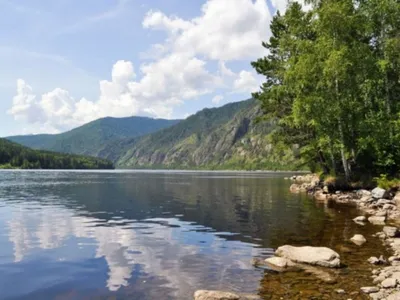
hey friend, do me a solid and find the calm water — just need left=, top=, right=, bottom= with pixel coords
left=0, top=170, right=388, bottom=299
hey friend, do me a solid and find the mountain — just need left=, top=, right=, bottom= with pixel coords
left=0, top=138, right=113, bottom=169
left=6, top=116, right=180, bottom=157
left=104, top=99, right=301, bottom=170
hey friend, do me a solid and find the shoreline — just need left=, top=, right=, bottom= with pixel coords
left=288, top=174, right=400, bottom=299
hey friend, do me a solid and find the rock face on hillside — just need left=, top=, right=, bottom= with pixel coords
left=114, top=99, right=300, bottom=170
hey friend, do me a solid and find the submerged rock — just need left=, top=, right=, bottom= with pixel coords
left=275, top=245, right=340, bottom=268
left=350, top=234, right=367, bottom=246
left=353, top=216, right=367, bottom=222
left=264, top=257, right=293, bottom=270
left=361, top=286, right=380, bottom=294
left=194, top=290, right=260, bottom=300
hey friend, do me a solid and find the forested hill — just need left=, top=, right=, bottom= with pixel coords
left=6, top=116, right=180, bottom=157
left=0, top=139, right=114, bottom=169
left=104, top=99, right=301, bottom=170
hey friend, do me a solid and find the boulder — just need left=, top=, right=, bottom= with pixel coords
left=372, top=187, right=388, bottom=199
left=350, top=234, right=367, bottom=246
left=381, top=278, right=397, bottom=288
left=194, top=290, right=261, bottom=300
left=384, top=226, right=399, bottom=238
left=369, top=216, right=386, bottom=225
left=275, top=245, right=340, bottom=268
left=360, top=287, right=380, bottom=294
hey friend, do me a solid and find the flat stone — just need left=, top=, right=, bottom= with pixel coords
left=381, top=278, right=397, bottom=288
left=353, top=216, right=367, bottom=222
left=350, top=234, right=367, bottom=246
left=264, top=257, right=292, bottom=270
left=369, top=216, right=386, bottom=225
left=384, top=226, right=399, bottom=238
left=361, top=286, right=380, bottom=294
left=194, top=290, right=261, bottom=300
left=275, top=245, right=340, bottom=268
left=372, top=187, right=388, bottom=199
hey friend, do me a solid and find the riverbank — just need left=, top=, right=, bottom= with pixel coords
left=289, top=174, right=400, bottom=299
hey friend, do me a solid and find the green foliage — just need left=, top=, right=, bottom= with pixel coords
left=0, top=138, right=114, bottom=169
left=7, top=116, right=180, bottom=157
left=375, top=174, right=400, bottom=190
left=252, top=0, right=400, bottom=180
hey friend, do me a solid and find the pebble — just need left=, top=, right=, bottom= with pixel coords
left=361, top=286, right=380, bottom=294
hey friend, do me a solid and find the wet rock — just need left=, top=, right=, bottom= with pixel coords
left=384, top=226, right=399, bottom=238
left=194, top=290, right=261, bottom=300
left=275, top=245, right=340, bottom=268
left=369, top=216, right=386, bottom=225
left=353, top=216, right=367, bottom=222
left=377, top=199, right=395, bottom=206
left=350, top=234, right=367, bottom=246
left=381, top=278, right=397, bottom=288
left=375, top=211, right=388, bottom=217
left=335, top=289, right=345, bottom=294
left=372, top=187, right=388, bottom=199
left=264, top=257, right=293, bottom=271
left=361, top=286, right=380, bottom=294
left=383, top=204, right=397, bottom=211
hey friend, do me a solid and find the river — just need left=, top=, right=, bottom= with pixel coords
left=0, top=170, right=387, bottom=299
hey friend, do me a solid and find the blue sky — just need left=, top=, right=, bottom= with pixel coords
left=0, top=0, right=287, bottom=136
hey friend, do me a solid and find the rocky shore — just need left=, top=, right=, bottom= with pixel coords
left=289, top=174, right=400, bottom=299
left=193, top=174, right=400, bottom=299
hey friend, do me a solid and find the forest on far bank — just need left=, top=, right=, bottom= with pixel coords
left=0, top=138, right=114, bottom=170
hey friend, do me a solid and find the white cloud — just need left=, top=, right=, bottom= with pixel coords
left=8, top=0, right=292, bottom=134
left=233, top=70, right=260, bottom=94
left=212, top=95, right=224, bottom=104
left=143, top=0, right=271, bottom=61
left=8, top=57, right=222, bottom=133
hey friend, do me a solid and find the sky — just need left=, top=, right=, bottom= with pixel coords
left=0, top=0, right=291, bottom=136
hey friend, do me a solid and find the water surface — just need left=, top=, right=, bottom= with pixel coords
left=0, top=170, right=387, bottom=299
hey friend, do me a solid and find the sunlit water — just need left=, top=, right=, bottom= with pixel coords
left=0, top=170, right=388, bottom=299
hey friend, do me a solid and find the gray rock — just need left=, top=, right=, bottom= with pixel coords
left=358, top=189, right=372, bottom=197
left=372, top=187, right=388, bottom=199
left=275, top=245, right=340, bottom=268
left=384, top=226, right=399, bottom=238
left=350, top=234, right=367, bottom=246
left=381, top=278, right=397, bottom=288
left=361, top=286, right=380, bottom=294
left=369, top=216, right=386, bottom=225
